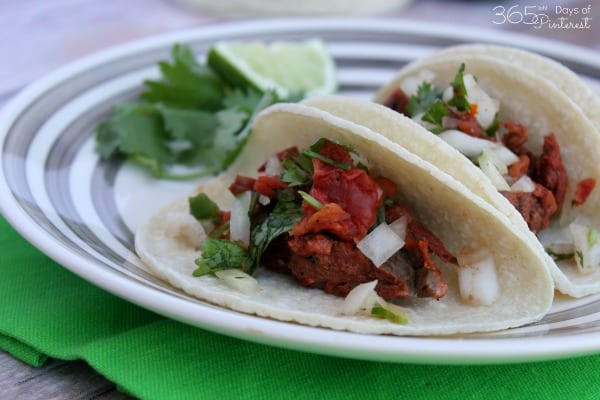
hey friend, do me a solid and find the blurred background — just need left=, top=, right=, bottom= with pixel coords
left=1, top=0, right=598, bottom=108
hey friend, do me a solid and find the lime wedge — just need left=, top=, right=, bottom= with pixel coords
left=207, top=39, right=336, bottom=99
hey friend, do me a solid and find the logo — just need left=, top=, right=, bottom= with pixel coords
left=492, top=4, right=592, bottom=30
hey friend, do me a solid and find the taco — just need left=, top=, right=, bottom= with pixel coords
left=135, top=102, right=553, bottom=336
left=345, top=51, right=600, bottom=297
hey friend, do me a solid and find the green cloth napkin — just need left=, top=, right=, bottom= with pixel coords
left=1, top=215, right=599, bottom=400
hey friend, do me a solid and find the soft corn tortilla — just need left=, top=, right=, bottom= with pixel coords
left=363, top=54, right=600, bottom=297
left=135, top=103, right=553, bottom=336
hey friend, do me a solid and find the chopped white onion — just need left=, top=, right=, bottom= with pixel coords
left=264, top=155, right=282, bottom=176
left=357, top=222, right=405, bottom=267
left=491, top=144, right=519, bottom=166
left=438, top=130, right=518, bottom=168
left=438, top=129, right=494, bottom=158
left=215, top=269, right=261, bottom=295
left=441, top=116, right=459, bottom=130
left=479, top=148, right=507, bottom=175
left=258, top=194, right=271, bottom=206
left=456, top=249, right=499, bottom=306
left=510, top=175, right=536, bottom=193
left=229, top=191, right=252, bottom=245
left=463, top=74, right=500, bottom=129
left=545, top=242, right=575, bottom=255
left=442, top=85, right=453, bottom=102
left=477, top=149, right=510, bottom=191
left=388, top=216, right=408, bottom=241
left=339, top=280, right=378, bottom=315
left=569, top=223, right=600, bottom=274
left=340, top=280, right=411, bottom=324
left=400, top=69, right=436, bottom=97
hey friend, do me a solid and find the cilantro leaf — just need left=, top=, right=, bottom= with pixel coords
left=421, top=100, right=450, bottom=133
left=141, top=44, right=225, bottom=111
left=194, top=108, right=248, bottom=173
left=216, top=90, right=279, bottom=172
left=95, top=103, right=171, bottom=165
left=193, top=238, right=252, bottom=276
left=485, top=113, right=500, bottom=137
left=298, top=190, right=323, bottom=210
left=406, top=82, right=444, bottom=117
left=280, top=155, right=313, bottom=187
left=223, top=88, right=265, bottom=114
left=447, top=63, right=471, bottom=112
left=189, top=193, right=220, bottom=222
left=371, top=303, right=408, bottom=324
left=159, top=106, right=218, bottom=143
left=248, top=189, right=304, bottom=274
left=546, top=248, right=574, bottom=261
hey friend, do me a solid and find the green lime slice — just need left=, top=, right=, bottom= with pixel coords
left=207, top=39, right=336, bottom=99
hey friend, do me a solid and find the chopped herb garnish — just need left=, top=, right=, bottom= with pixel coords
left=485, top=113, right=500, bottom=137
left=189, top=193, right=220, bottom=222
left=406, top=82, right=444, bottom=117
left=247, top=190, right=304, bottom=274
left=576, top=250, right=585, bottom=265
left=298, top=190, right=323, bottom=210
left=302, top=149, right=352, bottom=170
left=588, top=228, right=598, bottom=247
left=188, top=192, right=229, bottom=238
left=447, top=63, right=471, bottom=112
left=193, top=238, right=252, bottom=276
left=545, top=248, right=574, bottom=261
left=280, top=155, right=313, bottom=187
left=421, top=100, right=450, bottom=133
left=371, top=303, right=408, bottom=324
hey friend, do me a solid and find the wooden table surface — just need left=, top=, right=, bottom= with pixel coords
left=1, top=0, right=598, bottom=398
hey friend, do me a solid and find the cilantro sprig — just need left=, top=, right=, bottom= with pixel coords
left=447, top=63, right=471, bottom=112
left=405, top=82, right=447, bottom=133
left=95, top=44, right=287, bottom=179
left=193, top=189, right=303, bottom=277
left=403, top=63, right=473, bottom=134
left=406, top=82, right=443, bottom=117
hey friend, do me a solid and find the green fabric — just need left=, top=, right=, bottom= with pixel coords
left=1, top=215, right=599, bottom=400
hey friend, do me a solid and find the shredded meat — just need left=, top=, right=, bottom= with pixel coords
left=533, top=133, right=568, bottom=210
left=402, top=240, right=448, bottom=300
left=502, top=121, right=531, bottom=157
left=285, top=234, right=411, bottom=300
left=290, top=203, right=355, bottom=242
left=508, top=155, right=530, bottom=179
left=500, top=183, right=557, bottom=232
left=385, top=202, right=458, bottom=266
left=229, top=176, right=256, bottom=196
left=385, top=202, right=456, bottom=299
left=263, top=204, right=455, bottom=301
left=293, top=141, right=381, bottom=243
left=253, top=175, right=288, bottom=198
left=501, top=124, right=568, bottom=229
left=383, top=88, right=410, bottom=115
left=573, top=178, right=597, bottom=207
left=258, top=140, right=456, bottom=301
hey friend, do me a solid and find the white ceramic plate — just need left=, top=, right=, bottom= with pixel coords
left=2, top=18, right=600, bottom=364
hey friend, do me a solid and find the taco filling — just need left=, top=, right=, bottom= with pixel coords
left=191, top=138, right=465, bottom=310
left=382, top=64, right=598, bottom=273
